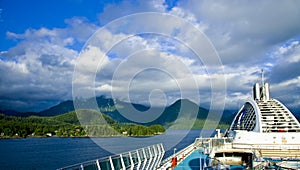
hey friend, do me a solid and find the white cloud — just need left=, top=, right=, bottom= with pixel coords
left=270, top=76, right=300, bottom=109
left=75, top=45, right=109, bottom=74
left=1, top=0, right=300, bottom=113
left=92, top=49, right=200, bottom=106
left=0, top=18, right=89, bottom=111
left=269, top=40, right=300, bottom=83
left=95, top=84, right=113, bottom=92
left=176, top=0, right=300, bottom=65
left=276, top=41, right=299, bottom=56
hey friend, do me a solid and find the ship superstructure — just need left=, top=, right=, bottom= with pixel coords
left=229, top=71, right=300, bottom=133
left=226, top=71, right=300, bottom=159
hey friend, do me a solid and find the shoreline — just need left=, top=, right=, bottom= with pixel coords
left=0, top=133, right=166, bottom=139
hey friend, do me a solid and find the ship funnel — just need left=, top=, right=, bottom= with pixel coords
left=265, top=82, right=270, bottom=100
left=253, top=83, right=260, bottom=101
left=253, top=70, right=271, bottom=101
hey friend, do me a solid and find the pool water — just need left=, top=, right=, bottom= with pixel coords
left=174, top=149, right=208, bottom=170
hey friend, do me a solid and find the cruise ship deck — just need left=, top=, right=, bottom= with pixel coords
left=159, top=135, right=300, bottom=170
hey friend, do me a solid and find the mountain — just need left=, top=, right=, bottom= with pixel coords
left=0, top=109, right=21, bottom=116
left=0, top=109, right=38, bottom=117
left=38, top=97, right=231, bottom=128
left=38, top=96, right=156, bottom=122
left=38, top=100, right=74, bottom=116
left=71, top=97, right=212, bottom=126
left=152, top=99, right=234, bottom=129
left=146, top=99, right=207, bottom=125
left=1, top=96, right=233, bottom=129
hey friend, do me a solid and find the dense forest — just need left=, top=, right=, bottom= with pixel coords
left=0, top=98, right=233, bottom=138
left=0, top=110, right=165, bottom=138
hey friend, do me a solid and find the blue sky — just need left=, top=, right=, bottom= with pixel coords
left=1, top=0, right=300, bottom=113
left=0, top=0, right=115, bottom=50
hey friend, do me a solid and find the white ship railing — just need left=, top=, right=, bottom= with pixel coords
left=58, top=143, right=164, bottom=170
left=157, top=140, right=196, bottom=169
left=233, top=143, right=300, bottom=150
left=193, top=136, right=300, bottom=155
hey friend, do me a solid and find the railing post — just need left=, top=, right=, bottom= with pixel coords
left=150, top=145, right=158, bottom=170
left=141, top=148, right=147, bottom=170
left=109, top=156, right=115, bottom=170
left=146, top=146, right=153, bottom=170
left=158, top=144, right=164, bottom=168
left=119, top=154, right=125, bottom=170
left=128, top=152, right=134, bottom=170
left=136, top=150, right=141, bottom=170
left=96, top=159, right=101, bottom=170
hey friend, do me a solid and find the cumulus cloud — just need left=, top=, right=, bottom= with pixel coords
left=165, top=0, right=300, bottom=111
left=177, top=0, right=300, bottom=65
left=74, top=41, right=201, bottom=107
left=270, top=40, right=300, bottom=83
left=266, top=40, right=300, bottom=111
left=1, top=0, right=300, bottom=113
left=0, top=17, right=97, bottom=111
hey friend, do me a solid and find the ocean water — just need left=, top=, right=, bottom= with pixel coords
left=0, top=130, right=214, bottom=170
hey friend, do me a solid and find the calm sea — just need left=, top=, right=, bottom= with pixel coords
left=0, top=129, right=215, bottom=170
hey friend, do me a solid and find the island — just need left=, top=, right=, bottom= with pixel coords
left=0, top=110, right=165, bottom=138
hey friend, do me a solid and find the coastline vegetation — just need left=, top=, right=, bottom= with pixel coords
left=0, top=110, right=165, bottom=138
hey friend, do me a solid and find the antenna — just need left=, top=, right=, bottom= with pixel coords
left=261, top=69, right=266, bottom=101
left=260, top=69, right=271, bottom=101
left=261, top=69, right=264, bottom=86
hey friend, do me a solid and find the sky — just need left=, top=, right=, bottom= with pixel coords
left=0, top=0, right=300, bottom=113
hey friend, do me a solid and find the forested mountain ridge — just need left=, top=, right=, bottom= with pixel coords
left=1, top=96, right=234, bottom=131
left=0, top=110, right=165, bottom=138
left=36, top=97, right=233, bottom=128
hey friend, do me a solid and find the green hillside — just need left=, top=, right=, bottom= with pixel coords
left=0, top=97, right=233, bottom=138
left=0, top=110, right=165, bottom=138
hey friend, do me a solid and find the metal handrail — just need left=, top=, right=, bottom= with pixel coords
left=58, top=143, right=164, bottom=170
